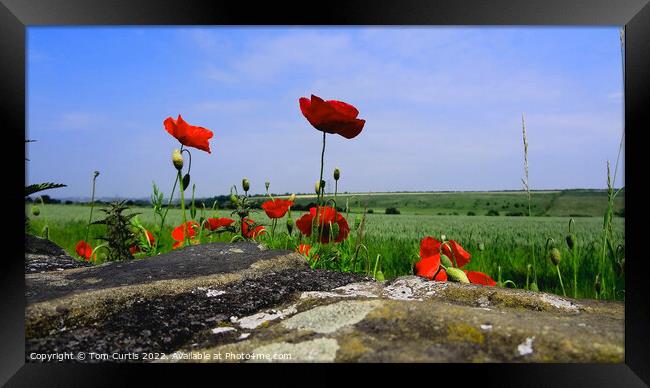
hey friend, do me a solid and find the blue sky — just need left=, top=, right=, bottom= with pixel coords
left=26, top=27, right=624, bottom=198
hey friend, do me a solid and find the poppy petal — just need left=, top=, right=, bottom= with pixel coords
left=414, top=253, right=441, bottom=280
left=296, top=212, right=314, bottom=237
left=465, top=271, right=497, bottom=286
left=328, top=100, right=359, bottom=118
left=442, top=240, right=472, bottom=268
left=420, top=236, right=442, bottom=259
left=434, top=268, right=448, bottom=281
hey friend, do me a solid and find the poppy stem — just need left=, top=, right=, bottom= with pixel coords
left=312, top=131, right=327, bottom=245
left=178, top=169, right=189, bottom=246
left=556, top=265, right=567, bottom=297
left=319, top=131, right=326, bottom=206
left=84, top=173, right=99, bottom=244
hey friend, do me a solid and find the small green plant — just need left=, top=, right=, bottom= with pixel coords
left=92, top=201, right=139, bottom=261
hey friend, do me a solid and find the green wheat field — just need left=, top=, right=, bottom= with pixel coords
left=26, top=189, right=624, bottom=301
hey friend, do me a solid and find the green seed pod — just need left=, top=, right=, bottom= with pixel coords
left=440, top=254, right=453, bottom=268
left=31, top=206, right=41, bottom=216
left=242, top=178, right=250, bottom=193
left=333, top=168, right=340, bottom=181
left=566, top=234, right=576, bottom=250
left=530, top=282, right=539, bottom=292
left=446, top=267, right=470, bottom=284
left=594, top=274, right=602, bottom=294
left=181, top=174, right=191, bottom=191
left=549, top=248, right=562, bottom=266
left=354, top=215, right=362, bottom=229
left=172, top=149, right=183, bottom=170
left=286, top=217, right=294, bottom=235
left=478, top=242, right=485, bottom=251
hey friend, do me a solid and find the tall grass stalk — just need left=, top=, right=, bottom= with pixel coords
left=521, top=113, right=538, bottom=289
left=598, top=27, right=626, bottom=299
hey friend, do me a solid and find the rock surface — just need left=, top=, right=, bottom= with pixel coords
left=25, top=241, right=624, bottom=363
left=25, top=234, right=92, bottom=273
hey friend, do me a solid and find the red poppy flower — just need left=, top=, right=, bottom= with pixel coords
left=172, top=221, right=200, bottom=249
left=261, top=199, right=294, bottom=219
left=295, top=206, right=350, bottom=243
left=164, top=114, right=214, bottom=153
left=205, top=217, right=235, bottom=231
left=418, top=236, right=471, bottom=268
left=241, top=218, right=266, bottom=239
left=442, top=240, right=471, bottom=268
left=75, top=240, right=94, bottom=261
left=464, top=270, right=497, bottom=286
left=299, top=94, right=366, bottom=139
left=297, top=244, right=311, bottom=257
left=130, top=230, right=155, bottom=254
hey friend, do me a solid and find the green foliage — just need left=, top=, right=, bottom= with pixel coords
left=91, top=201, right=139, bottom=261
left=25, top=183, right=67, bottom=197
left=385, top=207, right=400, bottom=215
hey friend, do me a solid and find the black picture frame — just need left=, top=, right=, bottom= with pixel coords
left=3, top=0, right=649, bottom=386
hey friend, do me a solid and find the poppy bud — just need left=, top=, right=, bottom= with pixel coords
left=289, top=193, right=296, bottom=202
left=375, top=270, right=385, bottom=281
left=594, top=274, right=602, bottom=294
left=242, top=178, right=250, bottom=193
left=230, top=194, right=238, bottom=205
left=172, top=149, right=183, bottom=170
left=566, top=234, right=576, bottom=250
left=265, top=180, right=270, bottom=191
left=530, top=282, right=539, bottom=292
left=440, top=234, right=447, bottom=242
left=549, top=248, right=562, bottom=266
left=440, top=254, right=453, bottom=268
left=478, top=242, right=485, bottom=251
left=446, top=267, right=470, bottom=284
left=286, top=217, right=294, bottom=235
left=41, top=225, right=49, bottom=240
left=181, top=173, right=191, bottom=191
left=315, top=181, right=321, bottom=194
left=93, top=170, right=100, bottom=178
left=333, top=168, right=340, bottom=181
left=31, top=206, right=40, bottom=216
left=619, top=257, right=625, bottom=273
